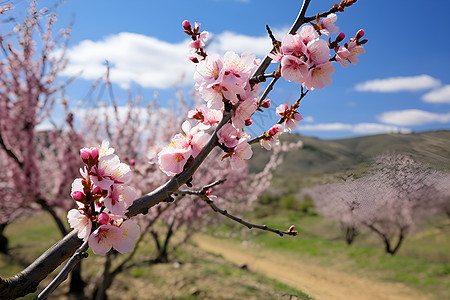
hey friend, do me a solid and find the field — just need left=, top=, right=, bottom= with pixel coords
left=1, top=208, right=448, bottom=299
left=2, top=131, right=449, bottom=299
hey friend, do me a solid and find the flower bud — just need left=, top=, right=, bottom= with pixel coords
left=98, top=212, right=110, bottom=225
left=336, top=32, right=345, bottom=43
left=80, top=147, right=99, bottom=165
left=182, top=20, right=191, bottom=31
left=356, top=29, right=365, bottom=39
left=245, top=118, right=253, bottom=126
left=261, top=98, right=271, bottom=108
left=71, top=190, right=85, bottom=202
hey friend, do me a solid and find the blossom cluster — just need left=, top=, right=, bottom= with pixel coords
left=157, top=20, right=262, bottom=176
left=157, top=15, right=366, bottom=177
left=272, top=13, right=365, bottom=90
left=67, top=141, right=139, bottom=256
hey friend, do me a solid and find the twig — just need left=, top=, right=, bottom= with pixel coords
left=177, top=181, right=297, bottom=237
left=35, top=239, right=89, bottom=300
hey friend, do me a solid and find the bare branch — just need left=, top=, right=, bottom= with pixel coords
left=177, top=181, right=297, bottom=237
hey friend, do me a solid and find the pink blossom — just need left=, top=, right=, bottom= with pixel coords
left=103, top=184, right=137, bottom=216
left=98, top=140, right=115, bottom=158
left=284, top=112, right=303, bottom=132
left=158, top=122, right=210, bottom=176
left=299, top=25, right=319, bottom=45
left=88, top=220, right=140, bottom=256
left=268, top=51, right=283, bottom=63
left=67, top=209, right=92, bottom=241
left=217, top=123, right=240, bottom=148
left=280, top=55, right=309, bottom=84
left=303, top=61, right=335, bottom=90
left=275, top=104, right=303, bottom=132
left=91, top=153, right=132, bottom=189
left=189, top=31, right=208, bottom=50
left=181, top=120, right=210, bottom=157
left=194, top=54, right=225, bottom=108
left=321, top=13, right=339, bottom=35
left=261, top=124, right=284, bottom=150
left=336, top=41, right=365, bottom=68
left=231, top=98, right=257, bottom=129
left=188, top=105, right=222, bottom=130
left=276, top=104, right=289, bottom=117
left=307, top=38, right=330, bottom=65
left=281, top=34, right=308, bottom=58
left=229, top=138, right=253, bottom=170
left=158, top=142, right=192, bottom=176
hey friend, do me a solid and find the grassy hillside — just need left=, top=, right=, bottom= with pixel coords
left=249, top=130, right=450, bottom=190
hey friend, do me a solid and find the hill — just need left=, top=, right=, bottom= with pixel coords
left=249, top=130, right=450, bottom=190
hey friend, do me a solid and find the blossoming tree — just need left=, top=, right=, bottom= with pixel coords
left=0, top=0, right=368, bottom=298
left=0, top=1, right=81, bottom=253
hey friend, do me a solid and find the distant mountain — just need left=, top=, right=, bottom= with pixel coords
left=249, top=130, right=450, bottom=189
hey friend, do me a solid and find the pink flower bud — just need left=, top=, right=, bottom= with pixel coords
left=80, top=148, right=91, bottom=161
left=80, top=147, right=99, bottom=164
left=98, top=213, right=110, bottom=225
left=268, top=124, right=282, bottom=136
left=356, top=29, right=365, bottom=39
left=129, top=159, right=136, bottom=165
left=336, top=32, right=345, bottom=43
left=261, top=99, right=271, bottom=108
left=182, top=20, right=191, bottom=30
left=186, top=55, right=199, bottom=63
left=245, top=118, right=253, bottom=126
left=71, top=190, right=85, bottom=202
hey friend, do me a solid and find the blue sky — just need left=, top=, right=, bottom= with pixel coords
left=7, top=0, right=450, bottom=139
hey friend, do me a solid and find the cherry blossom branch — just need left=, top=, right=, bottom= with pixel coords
left=0, top=1, right=312, bottom=298
left=176, top=181, right=297, bottom=237
left=249, top=87, right=309, bottom=145
left=252, top=0, right=312, bottom=79
left=304, top=0, right=358, bottom=23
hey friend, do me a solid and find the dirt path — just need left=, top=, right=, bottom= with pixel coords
left=193, top=235, right=430, bottom=300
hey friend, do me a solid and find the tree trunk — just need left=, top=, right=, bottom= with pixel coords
left=344, top=226, right=358, bottom=245
left=150, top=220, right=175, bottom=263
left=37, top=198, right=67, bottom=236
left=0, top=223, right=8, bottom=254
left=92, top=252, right=115, bottom=300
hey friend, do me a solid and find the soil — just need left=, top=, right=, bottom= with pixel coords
left=193, top=234, right=431, bottom=300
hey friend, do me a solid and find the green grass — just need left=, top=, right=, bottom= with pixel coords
left=0, top=212, right=311, bottom=299
left=211, top=207, right=450, bottom=300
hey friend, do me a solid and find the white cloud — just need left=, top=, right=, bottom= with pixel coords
left=61, top=32, right=194, bottom=89
left=61, top=29, right=278, bottom=90
left=354, top=75, right=441, bottom=92
left=377, top=109, right=450, bottom=126
left=208, top=31, right=272, bottom=57
left=298, top=122, right=411, bottom=134
left=303, top=115, right=315, bottom=122
left=422, top=85, right=450, bottom=103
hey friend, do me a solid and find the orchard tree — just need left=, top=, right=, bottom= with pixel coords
left=0, top=0, right=368, bottom=298
left=306, top=153, right=448, bottom=255
left=0, top=1, right=81, bottom=253
left=358, top=154, right=446, bottom=255
left=302, top=178, right=362, bottom=245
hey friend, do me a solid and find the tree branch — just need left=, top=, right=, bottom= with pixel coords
left=0, top=0, right=312, bottom=297
left=177, top=181, right=297, bottom=237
